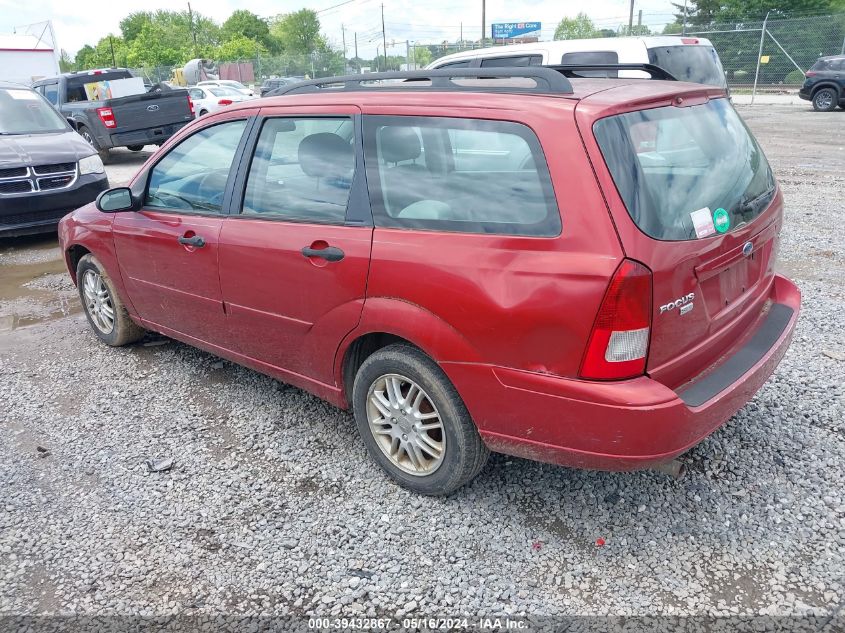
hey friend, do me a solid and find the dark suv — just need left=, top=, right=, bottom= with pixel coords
left=1, top=82, right=109, bottom=237
left=799, top=55, right=844, bottom=111
left=259, top=77, right=304, bottom=97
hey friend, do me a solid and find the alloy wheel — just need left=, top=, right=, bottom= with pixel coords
left=815, top=90, right=834, bottom=110
left=82, top=270, right=115, bottom=334
left=366, top=373, right=446, bottom=476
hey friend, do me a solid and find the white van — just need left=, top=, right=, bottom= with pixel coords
left=426, top=36, right=727, bottom=88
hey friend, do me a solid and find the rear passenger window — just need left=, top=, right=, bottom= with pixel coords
left=480, top=55, right=542, bottom=67
left=241, top=117, right=354, bottom=224
left=561, top=51, right=619, bottom=77
left=438, top=60, right=473, bottom=68
left=363, top=116, right=560, bottom=237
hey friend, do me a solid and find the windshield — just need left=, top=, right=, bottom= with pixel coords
left=209, top=86, right=240, bottom=97
left=593, top=98, right=775, bottom=241
left=647, top=45, right=726, bottom=88
left=0, top=88, right=68, bottom=135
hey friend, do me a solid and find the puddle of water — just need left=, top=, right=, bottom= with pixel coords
left=0, top=254, right=82, bottom=331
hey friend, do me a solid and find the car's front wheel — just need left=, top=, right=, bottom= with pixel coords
left=352, top=344, right=489, bottom=495
left=126, top=145, right=145, bottom=152
left=812, top=87, right=838, bottom=112
left=76, top=254, right=145, bottom=346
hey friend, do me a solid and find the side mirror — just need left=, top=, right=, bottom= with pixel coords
left=96, top=187, right=135, bottom=213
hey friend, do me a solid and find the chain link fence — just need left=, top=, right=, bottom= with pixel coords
left=127, top=14, right=845, bottom=97
left=688, top=13, right=845, bottom=93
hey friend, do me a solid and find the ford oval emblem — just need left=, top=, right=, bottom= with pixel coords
left=147, top=104, right=160, bottom=112
left=742, top=241, right=753, bottom=257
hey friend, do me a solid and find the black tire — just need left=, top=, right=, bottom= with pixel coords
left=352, top=344, right=489, bottom=495
left=198, top=109, right=208, bottom=116
left=126, top=145, right=145, bottom=152
left=78, top=125, right=111, bottom=164
left=76, top=254, right=145, bottom=347
left=812, top=87, right=838, bottom=112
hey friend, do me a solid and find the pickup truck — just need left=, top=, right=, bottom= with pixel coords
left=32, top=69, right=194, bottom=163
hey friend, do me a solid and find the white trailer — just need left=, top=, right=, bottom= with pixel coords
left=0, top=34, right=60, bottom=85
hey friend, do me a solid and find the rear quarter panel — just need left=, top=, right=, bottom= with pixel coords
left=353, top=96, right=624, bottom=378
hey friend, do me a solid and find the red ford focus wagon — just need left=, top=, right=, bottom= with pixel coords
left=59, top=67, right=800, bottom=495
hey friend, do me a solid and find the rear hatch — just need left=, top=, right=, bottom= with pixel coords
left=586, top=92, right=781, bottom=389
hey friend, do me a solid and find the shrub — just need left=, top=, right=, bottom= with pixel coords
left=785, top=69, right=805, bottom=84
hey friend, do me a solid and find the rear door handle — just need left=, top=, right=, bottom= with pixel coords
left=301, top=245, right=344, bottom=262
left=178, top=235, right=205, bottom=247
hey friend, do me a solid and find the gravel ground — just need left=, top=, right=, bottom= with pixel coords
left=1, top=105, right=844, bottom=628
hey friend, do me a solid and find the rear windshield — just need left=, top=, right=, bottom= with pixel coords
left=594, top=98, right=775, bottom=241
left=66, top=71, right=134, bottom=101
left=647, top=45, right=726, bottom=87
left=0, top=88, right=68, bottom=135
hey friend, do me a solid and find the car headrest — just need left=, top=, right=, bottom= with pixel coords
left=298, top=133, right=353, bottom=179
left=379, top=126, right=422, bottom=164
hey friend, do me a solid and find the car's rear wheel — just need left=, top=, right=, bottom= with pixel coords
left=76, top=254, right=145, bottom=347
left=198, top=109, right=208, bottom=116
left=352, top=344, right=489, bottom=495
left=78, top=125, right=111, bottom=164
left=126, top=145, right=144, bottom=152
left=812, top=87, right=838, bottom=112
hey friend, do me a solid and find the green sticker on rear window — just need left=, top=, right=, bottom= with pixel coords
left=713, top=208, right=730, bottom=233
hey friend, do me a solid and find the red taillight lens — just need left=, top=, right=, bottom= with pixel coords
left=96, top=107, right=116, bottom=128
left=218, top=99, right=233, bottom=106
left=805, top=71, right=817, bottom=77
left=187, top=94, right=194, bottom=116
left=580, top=259, right=652, bottom=380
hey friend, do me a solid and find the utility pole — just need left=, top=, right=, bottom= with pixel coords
left=341, top=24, right=347, bottom=68
left=627, top=0, right=635, bottom=36
left=187, top=2, right=197, bottom=56
left=381, top=4, right=388, bottom=72
left=460, top=22, right=463, bottom=44
left=637, top=9, right=642, bottom=30
left=481, top=0, right=486, bottom=45
left=109, top=35, right=116, bottom=67
left=354, top=32, right=358, bottom=68
left=405, top=40, right=410, bottom=70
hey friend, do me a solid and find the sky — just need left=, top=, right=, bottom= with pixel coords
left=0, top=0, right=679, bottom=59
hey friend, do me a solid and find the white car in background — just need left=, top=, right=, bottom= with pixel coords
left=188, top=85, right=256, bottom=116
left=196, top=79, right=255, bottom=97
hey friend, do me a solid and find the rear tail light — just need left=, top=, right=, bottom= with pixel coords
left=218, top=99, right=233, bottom=106
left=805, top=71, right=817, bottom=77
left=96, top=107, right=116, bottom=128
left=187, top=94, right=194, bottom=116
left=580, top=259, right=652, bottom=380
left=681, top=38, right=700, bottom=45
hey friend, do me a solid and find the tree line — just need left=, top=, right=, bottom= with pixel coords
left=68, top=9, right=331, bottom=70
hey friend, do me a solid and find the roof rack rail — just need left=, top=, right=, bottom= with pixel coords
left=272, top=67, right=573, bottom=96
left=548, top=63, right=677, bottom=81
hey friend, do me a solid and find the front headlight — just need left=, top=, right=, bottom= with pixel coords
left=79, top=154, right=104, bottom=175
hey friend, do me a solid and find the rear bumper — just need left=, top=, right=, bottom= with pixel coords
left=109, top=120, right=191, bottom=148
left=443, top=274, right=800, bottom=471
left=0, top=175, right=108, bottom=237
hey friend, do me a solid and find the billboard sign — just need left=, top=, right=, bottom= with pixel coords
left=491, top=22, right=541, bottom=39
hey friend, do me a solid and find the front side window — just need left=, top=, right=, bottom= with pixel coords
left=43, top=83, right=59, bottom=105
left=593, top=98, right=775, bottom=241
left=364, top=116, right=560, bottom=236
left=241, top=117, right=354, bottom=223
left=146, top=120, right=247, bottom=213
